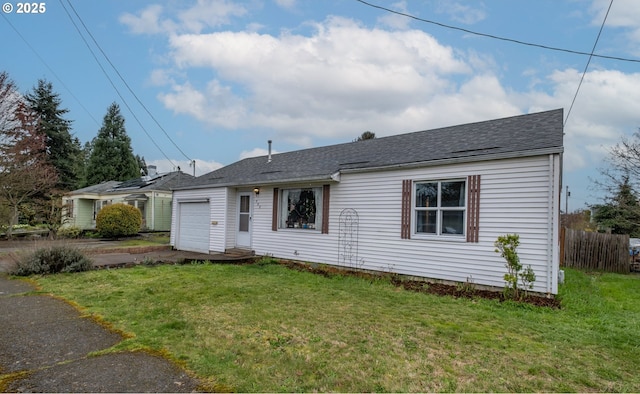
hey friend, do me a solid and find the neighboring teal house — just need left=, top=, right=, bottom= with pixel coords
left=63, top=167, right=194, bottom=231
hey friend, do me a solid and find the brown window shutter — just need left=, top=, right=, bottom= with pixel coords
left=466, top=175, right=481, bottom=242
left=401, top=180, right=412, bottom=239
left=322, top=184, right=330, bottom=234
left=272, top=188, right=279, bottom=231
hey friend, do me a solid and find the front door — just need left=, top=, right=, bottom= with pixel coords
left=236, top=193, right=252, bottom=248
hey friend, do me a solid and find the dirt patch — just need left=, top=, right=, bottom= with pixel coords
left=278, top=260, right=562, bottom=309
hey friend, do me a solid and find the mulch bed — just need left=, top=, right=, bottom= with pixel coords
left=279, top=260, right=562, bottom=309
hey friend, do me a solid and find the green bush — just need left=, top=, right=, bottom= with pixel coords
left=57, top=226, right=83, bottom=239
left=13, top=245, right=93, bottom=276
left=96, top=203, right=142, bottom=238
left=494, top=233, right=536, bottom=299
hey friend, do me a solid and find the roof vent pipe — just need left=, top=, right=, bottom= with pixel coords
left=268, top=140, right=272, bottom=163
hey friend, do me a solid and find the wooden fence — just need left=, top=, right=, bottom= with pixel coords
left=561, top=228, right=630, bottom=273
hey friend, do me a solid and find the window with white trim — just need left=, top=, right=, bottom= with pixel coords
left=280, top=187, right=323, bottom=230
left=414, top=180, right=466, bottom=236
left=66, top=200, right=74, bottom=218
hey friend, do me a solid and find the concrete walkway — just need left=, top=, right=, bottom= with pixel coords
left=0, top=239, right=256, bottom=273
left=0, top=275, right=202, bottom=392
left=0, top=240, right=256, bottom=391
left=89, top=247, right=256, bottom=269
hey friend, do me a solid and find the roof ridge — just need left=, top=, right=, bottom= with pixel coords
left=180, top=108, right=563, bottom=190
left=251, top=108, right=563, bottom=161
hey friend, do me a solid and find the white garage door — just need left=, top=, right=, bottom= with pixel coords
left=177, top=202, right=210, bottom=253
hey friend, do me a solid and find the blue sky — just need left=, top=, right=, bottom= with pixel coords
left=2, top=0, right=640, bottom=211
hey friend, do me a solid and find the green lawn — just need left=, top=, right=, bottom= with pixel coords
left=31, top=262, right=640, bottom=392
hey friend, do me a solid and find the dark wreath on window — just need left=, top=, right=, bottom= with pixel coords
left=286, top=189, right=317, bottom=229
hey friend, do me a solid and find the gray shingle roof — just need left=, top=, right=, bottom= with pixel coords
left=179, top=109, right=564, bottom=190
left=68, top=181, right=122, bottom=195
left=122, top=171, right=195, bottom=193
left=68, top=172, right=194, bottom=195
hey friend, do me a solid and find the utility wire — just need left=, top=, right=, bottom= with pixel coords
left=0, top=12, right=100, bottom=127
left=564, top=0, right=613, bottom=126
left=64, top=0, right=193, bottom=163
left=354, top=0, right=640, bottom=64
left=58, top=0, right=177, bottom=168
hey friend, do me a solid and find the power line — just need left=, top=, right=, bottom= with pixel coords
left=64, top=0, right=193, bottom=163
left=564, top=0, right=613, bottom=127
left=58, top=0, right=177, bottom=168
left=0, top=12, right=100, bottom=127
left=354, top=0, right=640, bottom=64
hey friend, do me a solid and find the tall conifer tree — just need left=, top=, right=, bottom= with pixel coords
left=85, top=102, right=140, bottom=186
left=25, top=79, right=82, bottom=191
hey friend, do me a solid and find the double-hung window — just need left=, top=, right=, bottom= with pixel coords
left=414, top=180, right=466, bottom=236
left=67, top=200, right=74, bottom=218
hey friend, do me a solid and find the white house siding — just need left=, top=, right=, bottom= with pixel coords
left=209, top=188, right=229, bottom=252
left=249, top=155, right=560, bottom=295
left=171, top=188, right=229, bottom=253
left=225, top=188, right=238, bottom=250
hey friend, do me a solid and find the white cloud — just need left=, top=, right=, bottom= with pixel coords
left=377, top=1, right=411, bottom=30
left=275, top=0, right=297, bottom=10
left=436, top=1, right=487, bottom=25
left=160, top=16, right=474, bottom=142
left=590, top=0, right=640, bottom=28
left=520, top=68, right=640, bottom=172
left=133, top=3, right=640, bottom=189
left=177, top=0, right=247, bottom=33
left=239, top=147, right=280, bottom=160
left=158, top=80, right=246, bottom=128
left=589, top=0, right=640, bottom=54
left=148, top=69, right=174, bottom=86
left=246, top=22, right=265, bottom=33
left=120, top=0, right=246, bottom=35
left=119, top=5, right=175, bottom=35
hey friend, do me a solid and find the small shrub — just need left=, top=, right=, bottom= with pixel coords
left=84, top=230, right=101, bottom=239
left=96, top=203, right=142, bottom=238
left=13, top=245, right=93, bottom=276
left=456, top=275, right=475, bottom=295
left=494, top=234, right=536, bottom=299
left=57, top=226, right=82, bottom=239
left=255, top=257, right=279, bottom=266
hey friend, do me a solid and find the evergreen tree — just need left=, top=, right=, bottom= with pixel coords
left=136, top=155, right=148, bottom=176
left=77, top=140, right=93, bottom=187
left=25, top=79, right=82, bottom=191
left=592, top=176, right=640, bottom=236
left=355, top=131, right=376, bottom=141
left=85, top=103, right=140, bottom=185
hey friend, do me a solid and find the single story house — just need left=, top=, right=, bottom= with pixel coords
left=63, top=168, right=194, bottom=232
left=171, top=109, right=564, bottom=294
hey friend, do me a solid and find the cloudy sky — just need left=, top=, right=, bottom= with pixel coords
left=2, top=0, right=640, bottom=210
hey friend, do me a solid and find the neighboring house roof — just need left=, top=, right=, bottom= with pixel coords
left=67, top=181, right=122, bottom=195
left=176, top=109, right=564, bottom=190
left=68, top=172, right=194, bottom=196
left=110, top=171, right=195, bottom=193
